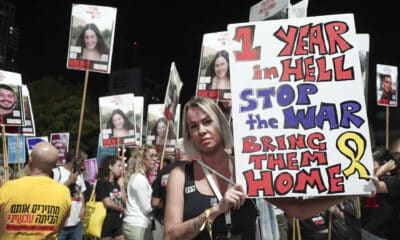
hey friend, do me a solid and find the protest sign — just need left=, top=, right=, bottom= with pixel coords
left=164, top=62, right=183, bottom=122
left=376, top=64, right=397, bottom=107
left=228, top=14, right=373, bottom=197
left=99, top=93, right=136, bottom=147
left=0, top=70, right=24, bottom=126
left=196, top=31, right=232, bottom=120
left=66, top=4, right=117, bottom=73
left=50, top=132, right=70, bottom=165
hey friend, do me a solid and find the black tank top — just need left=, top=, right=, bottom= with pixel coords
left=183, top=161, right=258, bottom=239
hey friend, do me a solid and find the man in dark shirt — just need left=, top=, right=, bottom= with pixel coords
left=151, top=154, right=188, bottom=225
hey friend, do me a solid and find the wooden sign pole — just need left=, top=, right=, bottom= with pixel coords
left=2, top=125, right=9, bottom=181
left=385, top=106, right=389, bottom=149
left=159, top=121, right=170, bottom=170
left=75, top=68, right=89, bottom=159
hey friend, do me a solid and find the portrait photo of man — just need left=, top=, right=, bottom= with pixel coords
left=0, top=84, right=16, bottom=116
left=0, top=84, right=24, bottom=125
left=376, top=64, right=398, bottom=107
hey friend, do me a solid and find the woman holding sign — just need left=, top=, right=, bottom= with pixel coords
left=163, top=97, right=347, bottom=240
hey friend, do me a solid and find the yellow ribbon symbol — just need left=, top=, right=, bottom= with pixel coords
left=336, top=131, right=369, bottom=180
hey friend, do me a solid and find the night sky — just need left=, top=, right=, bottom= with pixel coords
left=10, top=0, right=400, bottom=142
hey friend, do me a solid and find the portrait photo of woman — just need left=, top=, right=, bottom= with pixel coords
left=106, top=109, right=136, bottom=139
left=151, top=117, right=177, bottom=146
left=75, top=23, right=110, bottom=62
left=207, top=49, right=230, bottom=90
left=99, top=93, right=136, bottom=147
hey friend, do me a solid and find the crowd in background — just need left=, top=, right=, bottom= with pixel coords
left=0, top=97, right=400, bottom=240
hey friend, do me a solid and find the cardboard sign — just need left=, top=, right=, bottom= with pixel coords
left=50, top=132, right=70, bottom=165
left=376, top=64, right=398, bottom=107
left=99, top=93, right=136, bottom=147
left=228, top=14, right=373, bottom=198
left=196, top=31, right=232, bottom=120
left=0, top=70, right=24, bottom=126
left=7, top=135, right=25, bottom=164
left=66, top=4, right=117, bottom=73
left=164, top=62, right=183, bottom=122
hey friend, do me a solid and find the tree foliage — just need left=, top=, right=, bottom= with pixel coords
left=28, top=76, right=100, bottom=156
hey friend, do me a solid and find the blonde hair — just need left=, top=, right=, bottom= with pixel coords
left=182, top=97, right=233, bottom=154
left=127, top=144, right=156, bottom=178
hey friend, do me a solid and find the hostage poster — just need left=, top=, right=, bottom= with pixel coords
left=228, top=14, right=374, bottom=198
left=66, top=4, right=117, bottom=73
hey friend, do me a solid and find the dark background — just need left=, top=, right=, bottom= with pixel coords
left=10, top=0, right=400, bottom=146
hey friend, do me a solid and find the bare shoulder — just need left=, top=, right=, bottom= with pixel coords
left=169, top=163, right=186, bottom=179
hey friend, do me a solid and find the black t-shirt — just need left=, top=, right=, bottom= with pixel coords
left=152, top=160, right=189, bottom=224
left=299, top=212, right=328, bottom=239
left=95, top=179, right=124, bottom=227
left=183, top=162, right=258, bottom=240
left=83, top=180, right=93, bottom=202
left=361, top=176, right=400, bottom=239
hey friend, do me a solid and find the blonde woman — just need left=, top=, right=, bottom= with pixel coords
left=123, top=144, right=158, bottom=240
left=164, top=97, right=347, bottom=240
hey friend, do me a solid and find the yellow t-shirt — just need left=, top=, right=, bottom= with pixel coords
left=0, top=176, right=71, bottom=240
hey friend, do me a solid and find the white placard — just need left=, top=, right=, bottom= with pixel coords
left=228, top=14, right=373, bottom=198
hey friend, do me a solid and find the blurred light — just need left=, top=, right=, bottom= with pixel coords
left=133, top=41, right=138, bottom=46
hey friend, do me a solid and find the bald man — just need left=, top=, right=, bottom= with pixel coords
left=0, top=142, right=71, bottom=239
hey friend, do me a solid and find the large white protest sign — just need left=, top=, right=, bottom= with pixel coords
left=228, top=14, right=373, bottom=198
